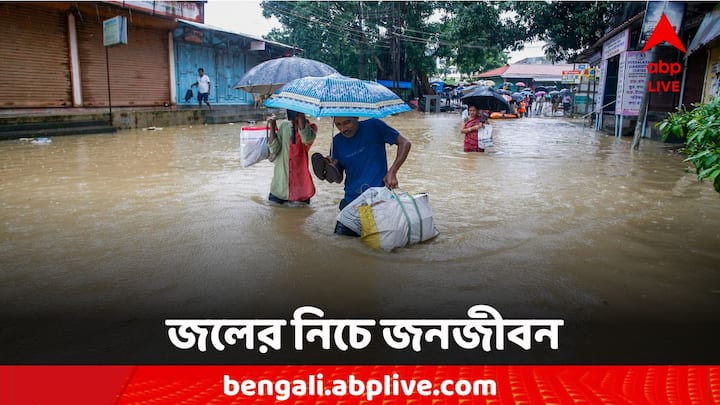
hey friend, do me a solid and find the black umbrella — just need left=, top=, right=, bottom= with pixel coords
left=534, top=86, right=548, bottom=92
left=460, top=86, right=512, bottom=113
left=232, top=56, right=339, bottom=95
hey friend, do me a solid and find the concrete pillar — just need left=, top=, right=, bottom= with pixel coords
left=168, top=33, right=177, bottom=105
left=68, top=13, right=82, bottom=106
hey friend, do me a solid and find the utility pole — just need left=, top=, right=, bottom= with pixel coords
left=357, top=1, right=364, bottom=79
left=392, top=2, right=401, bottom=90
left=632, top=49, right=655, bottom=150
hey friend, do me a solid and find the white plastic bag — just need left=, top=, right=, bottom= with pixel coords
left=240, top=126, right=270, bottom=168
left=478, top=124, right=493, bottom=149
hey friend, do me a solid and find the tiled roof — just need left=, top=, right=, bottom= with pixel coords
left=502, top=63, right=576, bottom=79
left=477, top=65, right=510, bottom=78
left=477, top=62, right=576, bottom=81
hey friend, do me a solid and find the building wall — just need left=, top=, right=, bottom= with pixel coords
left=174, top=30, right=265, bottom=106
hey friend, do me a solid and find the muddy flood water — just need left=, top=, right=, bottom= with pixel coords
left=1, top=111, right=719, bottom=364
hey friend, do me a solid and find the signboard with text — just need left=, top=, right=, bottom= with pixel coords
left=616, top=51, right=649, bottom=116
left=639, top=1, right=686, bottom=45
left=602, top=29, right=629, bottom=61
left=561, top=70, right=581, bottom=84
left=103, top=16, right=127, bottom=47
left=595, top=59, right=608, bottom=113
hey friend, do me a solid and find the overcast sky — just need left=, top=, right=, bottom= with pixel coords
left=203, top=0, right=281, bottom=37
left=203, top=0, right=544, bottom=63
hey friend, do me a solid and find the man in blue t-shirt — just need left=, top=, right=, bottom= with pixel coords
left=313, top=117, right=411, bottom=236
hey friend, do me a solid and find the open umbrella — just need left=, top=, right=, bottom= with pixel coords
left=460, top=86, right=512, bottom=113
left=232, top=56, right=338, bottom=95
left=535, top=90, right=547, bottom=97
left=515, top=81, right=526, bottom=87
left=483, top=80, right=496, bottom=87
left=534, top=86, right=548, bottom=92
left=264, top=74, right=411, bottom=118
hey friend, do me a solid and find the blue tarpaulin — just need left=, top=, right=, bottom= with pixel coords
left=377, top=80, right=412, bottom=89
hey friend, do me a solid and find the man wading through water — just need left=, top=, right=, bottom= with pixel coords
left=311, top=117, right=411, bottom=236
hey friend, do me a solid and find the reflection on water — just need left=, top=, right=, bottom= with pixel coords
left=1, top=112, right=719, bottom=360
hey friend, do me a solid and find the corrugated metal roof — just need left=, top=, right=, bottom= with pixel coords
left=687, top=6, right=720, bottom=55
left=177, top=19, right=297, bottom=51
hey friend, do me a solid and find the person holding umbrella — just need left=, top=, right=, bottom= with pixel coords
left=460, top=105, right=487, bottom=152
left=313, top=117, right=412, bottom=236
left=263, top=74, right=413, bottom=235
left=266, top=110, right=318, bottom=205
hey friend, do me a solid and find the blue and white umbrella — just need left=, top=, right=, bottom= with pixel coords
left=264, top=74, right=411, bottom=118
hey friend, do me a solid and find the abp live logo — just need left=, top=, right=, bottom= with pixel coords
left=641, top=13, right=686, bottom=93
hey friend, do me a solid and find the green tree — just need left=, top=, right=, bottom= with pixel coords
left=261, top=2, right=430, bottom=79
left=434, top=2, right=523, bottom=75
left=261, top=1, right=438, bottom=97
left=507, top=1, right=626, bottom=62
left=657, top=99, right=720, bottom=194
left=261, top=2, right=365, bottom=77
left=258, top=1, right=623, bottom=91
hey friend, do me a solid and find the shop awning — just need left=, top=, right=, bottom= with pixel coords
left=687, top=6, right=720, bottom=56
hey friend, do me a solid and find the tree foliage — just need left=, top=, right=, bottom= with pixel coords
left=657, top=99, right=720, bottom=193
left=259, top=1, right=623, bottom=86
left=507, top=1, right=625, bottom=62
left=434, top=2, right=523, bottom=74
left=261, top=1, right=436, bottom=83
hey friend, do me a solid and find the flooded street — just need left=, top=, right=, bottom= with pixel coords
left=1, top=111, right=719, bottom=364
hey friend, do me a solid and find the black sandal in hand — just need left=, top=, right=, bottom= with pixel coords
left=311, top=153, right=343, bottom=183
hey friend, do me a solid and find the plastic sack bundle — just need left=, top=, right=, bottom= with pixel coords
left=240, top=126, right=270, bottom=168
left=337, top=187, right=439, bottom=251
left=336, top=188, right=381, bottom=236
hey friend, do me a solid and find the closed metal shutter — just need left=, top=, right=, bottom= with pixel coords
left=0, top=4, right=71, bottom=107
left=77, top=18, right=169, bottom=107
